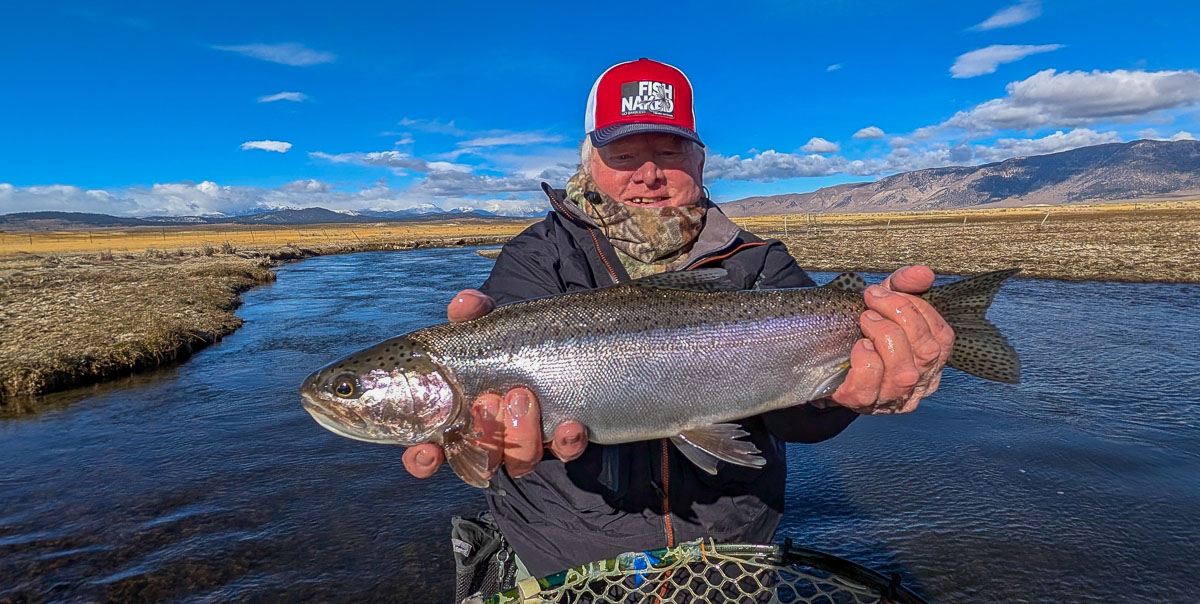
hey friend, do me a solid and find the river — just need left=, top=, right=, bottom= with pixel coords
left=2, top=247, right=1197, bottom=602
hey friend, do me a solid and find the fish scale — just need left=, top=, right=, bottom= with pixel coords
left=416, top=285, right=862, bottom=444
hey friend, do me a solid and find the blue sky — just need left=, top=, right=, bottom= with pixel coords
left=1, top=1, right=1197, bottom=216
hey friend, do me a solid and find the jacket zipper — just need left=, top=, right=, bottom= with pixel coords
left=542, top=185, right=763, bottom=550
left=660, top=439, right=675, bottom=547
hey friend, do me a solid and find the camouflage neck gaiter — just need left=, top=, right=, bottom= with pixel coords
left=566, top=170, right=707, bottom=277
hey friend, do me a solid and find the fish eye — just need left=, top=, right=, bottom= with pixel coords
left=332, top=375, right=358, bottom=399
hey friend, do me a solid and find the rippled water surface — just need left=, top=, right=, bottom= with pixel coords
left=2, top=248, right=1197, bottom=602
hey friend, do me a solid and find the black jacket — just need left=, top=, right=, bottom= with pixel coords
left=477, top=185, right=858, bottom=577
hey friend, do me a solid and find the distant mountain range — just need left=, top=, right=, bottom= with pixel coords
left=720, top=139, right=1200, bottom=216
left=0, top=205, right=540, bottom=231
left=7, top=139, right=1198, bottom=230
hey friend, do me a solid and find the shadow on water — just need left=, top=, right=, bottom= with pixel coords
left=1, top=254, right=1198, bottom=602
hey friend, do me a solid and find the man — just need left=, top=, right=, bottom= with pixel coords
left=402, top=59, right=954, bottom=578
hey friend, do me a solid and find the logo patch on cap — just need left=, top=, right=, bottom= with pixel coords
left=620, top=81, right=675, bottom=117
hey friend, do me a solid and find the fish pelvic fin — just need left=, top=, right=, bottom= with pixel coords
left=822, top=272, right=869, bottom=294
left=622, top=268, right=740, bottom=292
left=671, top=423, right=766, bottom=474
left=440, top=429, right=493, bottom=490
left=922, top=268, right=1022, bottom=384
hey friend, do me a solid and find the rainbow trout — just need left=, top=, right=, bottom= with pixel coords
left=300, top=269, right=1020, bottom=487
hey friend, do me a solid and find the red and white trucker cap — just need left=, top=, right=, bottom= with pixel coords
left=584, top=58, right=702, bottom=147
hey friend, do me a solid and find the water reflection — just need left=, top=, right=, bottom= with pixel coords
left=1, top=249, right=1197, bottom=602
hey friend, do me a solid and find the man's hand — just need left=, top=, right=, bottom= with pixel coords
left=831, top=265, right=955, bottom=414
left=400, top=289, right=588, bottom=481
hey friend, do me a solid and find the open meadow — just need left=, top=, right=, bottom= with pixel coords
left=738, top=200, right=1200, bottom=283
left=2, top=201, right=1197, bottom=407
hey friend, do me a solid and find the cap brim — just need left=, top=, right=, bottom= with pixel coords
left=590, top=123, right=703, bottom=147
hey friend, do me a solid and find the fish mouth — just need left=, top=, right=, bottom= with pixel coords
left=301, top=396, right=402, bottom=445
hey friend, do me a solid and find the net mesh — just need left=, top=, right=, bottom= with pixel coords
left=476, top=539, right=924, bottom=604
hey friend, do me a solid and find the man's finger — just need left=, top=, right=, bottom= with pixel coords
left=831, top=339, right=884, bottom=410
left=863, top=286, right=939, bottom=369
left=470, top=393, right=505, bottom=474
left=402, top=443, right=445, bottom=479
left=549, top=421, right=588, bottom=462
left=447, top=289, right=496, bottom=323
left=501, top=388, right=544, bottom=478
left=860, top=309, right=921, bottom=403
left=882, top=265, right=934, bottom=294
left=907, top=296, right=955, bottom=365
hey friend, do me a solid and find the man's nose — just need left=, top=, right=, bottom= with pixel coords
left=631, top=161, right=663, bottom=187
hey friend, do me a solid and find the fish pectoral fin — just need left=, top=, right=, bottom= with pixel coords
left=809, top=362, right=851, bottom=401
left=622, top=268, right=739, bottom=292
left=672, top=423, right=765, bottom=473
left=441, top=430, right=493, bottom=490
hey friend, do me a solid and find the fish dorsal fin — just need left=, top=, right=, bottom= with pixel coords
left=670, top=423, right=765, bottom=474
left=622, top=268, right=739, bottom=292
left=823, top=272, right=868, bottom=293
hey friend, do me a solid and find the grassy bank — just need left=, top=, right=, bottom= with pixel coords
left=2, top=202, right=1196, bottom=410
left=738, top=200, right=1200, bottom=283
left=0, top=223, right=528, bottom=412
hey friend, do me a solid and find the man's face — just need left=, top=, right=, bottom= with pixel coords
left=590, top=133, right=704, bottom=208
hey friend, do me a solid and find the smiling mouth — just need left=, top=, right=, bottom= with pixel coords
left=626, top=197, right=670, bottom=206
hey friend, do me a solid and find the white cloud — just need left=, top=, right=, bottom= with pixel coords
left=853, top=126, right=885, bottom=139
left=213, top=43, right=335, bottom=66
left=311, top=150, right=422, bottom=172
left=951, top=44, right=1064, bottom=78
left=972, top=128, right=1121, bottom=162
left=969, top=0, right=1042, bottom=31
left=278, top=179, right=334, bottom=193
left=241, top=140, right=292, bottom=153
left=1134, top=128, right=1196, bottom=141
left=257, top=91, right=308, bottom=103
left=397, top=117, right=465, bottom=136
left=0, top=179, right=546, bottom=217
left=411, top=171, right=544, bottom=196
left=704, top=151, right=847, bottom=182
left=943, top=69, right=1200, bottom=132
left=458, top=133, right=564, bottom=147
left=888, top=137, right=914, bottom=148
left=801, top=137, right=840, bottom=153
left=394, top=136, right=415, bottom=145
left=826, top=64, right=843, bottom=72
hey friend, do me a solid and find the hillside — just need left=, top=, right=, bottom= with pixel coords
left=720, top=139, right=1200, bottom=216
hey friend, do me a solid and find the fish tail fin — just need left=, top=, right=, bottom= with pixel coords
left=922, top=269, right=1022, bottom=384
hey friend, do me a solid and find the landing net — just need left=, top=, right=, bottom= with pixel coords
left=473, top=538, right=926, bottom=604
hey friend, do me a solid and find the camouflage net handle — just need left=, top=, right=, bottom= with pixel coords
left=475, top=538, right=927, bottom=604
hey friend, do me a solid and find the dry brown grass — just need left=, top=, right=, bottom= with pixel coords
left=0, top=252, right=274, bottom=412
left=737, top=200, right=1200, bottom=282
left=0, top=222, right=530, bottom=411
left=2, top=203, right=1196, bottom=410
left=0, top=219, right=533, bottom=257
